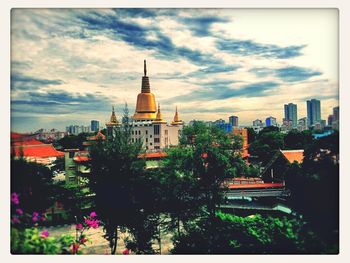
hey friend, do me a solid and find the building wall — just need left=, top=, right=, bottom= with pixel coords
left=232, top=127, right=248, bottom=156
left=265, top=117, right=277, bottom=127
left=131, top=122, right=182, bottom=150
left=229, top=116, right=238, bottom=127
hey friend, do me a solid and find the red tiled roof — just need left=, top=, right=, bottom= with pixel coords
left=12, top=144, right=64, bottom=158
left=87, top=131, right=106, bottom=141
left=12, top=139, right=44, bottom=146
left=73, top=156, right=91, bottom=162
left=280, top=150, right=304, bottom=164
left=228, top=182, right=284, bottom=189
left=138, top=152, right=168, bottom=159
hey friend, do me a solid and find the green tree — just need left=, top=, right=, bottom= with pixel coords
left=161, top=121, right=251, bottom=244
left=284, top=130, right=314, bottom=150
left=249, top=131, right=285, bottom=165
left=88, top=105, right=162, bottom=254
left=57, top=133, right=89, bottom=150
left=11, top=158, right=55, bottom=214
left=285, top=132, right=339, bottom=253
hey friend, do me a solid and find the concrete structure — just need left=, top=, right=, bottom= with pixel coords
left=34, top=128, right=67, bottom=142
left=307, top=99, right=321, bottom=127
left=332, top=106, right=339, bottom=130
left=265, top=116, right=277, bottom=127
left=91, top=120, right=99, bottom=132
left=228, top=115, right=239, bottom=127
left=280, top=118, right=293, bottom=133
left=284, top=103, right=297, bottom=128
left=252, top=119, right=264, bottom=133
left=66, top=125, right=91, bottom=135
left=297, top=117, right=308, bottom=132
left=232, top=127, right=249, bottom=158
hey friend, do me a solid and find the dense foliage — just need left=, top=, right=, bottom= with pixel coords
left=11, top=158, right=55, bottom=214
left=285, top=131, right=339, bottom=253
left=56, top=133, right=90, bottom=150
left=172, top=211, right=308, bottom=254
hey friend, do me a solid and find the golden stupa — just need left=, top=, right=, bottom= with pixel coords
left=153, top=103, right=167, bottom=124
left=133, top=60, right=157, bottom=120
left=106, top=106, right=120, bottom=127
left=171, top=106, right=183, bottom=125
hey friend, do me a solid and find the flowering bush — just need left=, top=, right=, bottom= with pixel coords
left=11, top=192, right=100, bottom=254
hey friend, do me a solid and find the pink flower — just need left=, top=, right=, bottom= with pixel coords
left=40, top=216, right=46, bottom=222
left=89, top=211, right=97, bottom=218
left=11, top=217, right=20, bottom=224
left=80, top=237, right=87, bottom=244
left=122, top=248, right=129, bottom=255
left=32, top=212, right=39, bottom=222
left=70, top=243, right=80, bottom=254
left=76, top=223, right=83, bottom=230
left=16, top=208, right=23, bottom=215
left=84, top=218, right=99, bottom=229
left=41, top=230, right=49, bottom=238
left=11, top=193, right=19, bottom=205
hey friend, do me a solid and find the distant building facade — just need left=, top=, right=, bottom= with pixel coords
left=232, top=127, right=249, bottom=158
left=280, top=118, right=293, bottom=133
left=307, top=99, right=321, bottom=127
left=66, top=125, right=91, bottom=135
left=228, top=116, right=239, bottom=127
left=265, top=116, right=277, bottom=127
left=90, top=120, right=99, bottom=132
left=252, top=119, right=264, bottom=133
left=284, top=103, right=297, bottom=128
left=216, top=123, right=233, bottom=133
left=34, top=128, right=67, bottom=142
left=297, top=117, right=308, bottom=132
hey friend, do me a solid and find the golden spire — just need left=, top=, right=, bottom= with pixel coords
left=171, top=106, right=183, bottom=125
left=133, top=60, right=157, bottom=120
left=110, top=106, right=118, bottom=124
left=154, top=103, right=166, bottom=124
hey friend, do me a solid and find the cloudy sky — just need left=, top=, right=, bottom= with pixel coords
left=11, top=8, right=338, bottom=132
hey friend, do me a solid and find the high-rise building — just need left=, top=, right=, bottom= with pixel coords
left=307, top=99, right=321, bottom=127
left=284, top=103, right=297, bottom=128
left=331, top=106, right=339, bottom=130
left=265, top=116, right=277, bottom=127
left=328, top=115, right=334, bottom=126
left=333, top=106, right=339, bottom=121
left=228, top=116, right=238, bottom=127
left=91, top=120, right=99, bottom=132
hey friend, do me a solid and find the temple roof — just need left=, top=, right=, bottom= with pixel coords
left=280, top=149, right=304, bottom=164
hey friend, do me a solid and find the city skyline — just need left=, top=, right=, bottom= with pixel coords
left=11, top=9, right=338, bottom=132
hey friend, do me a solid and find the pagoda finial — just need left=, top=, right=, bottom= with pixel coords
left=144, top=59, right=147, bottom=76
left=112, top=106, right=115, bottom=112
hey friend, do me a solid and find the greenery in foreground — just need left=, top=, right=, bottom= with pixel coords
left=11, top=116, right=339, bottom=254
